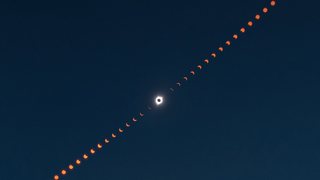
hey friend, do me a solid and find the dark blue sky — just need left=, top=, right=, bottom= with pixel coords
left=1, top=0, right=320, bottom=180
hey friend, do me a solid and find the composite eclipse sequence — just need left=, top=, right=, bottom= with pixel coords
left=52, top=1, right=276, bottom=180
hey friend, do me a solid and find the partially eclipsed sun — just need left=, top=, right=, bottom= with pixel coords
left=155, top=96, right=163, bottom=105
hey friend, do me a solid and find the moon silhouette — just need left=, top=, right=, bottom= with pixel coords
left=76, top=159, right=81, bottom=164
left=140, top=112, right=144, bottom=116
left=211, top=53, right=216, bottom=58
left=190, top=71, right=195, bottom=75
left=119, top=128, right=123, bottom=132
left=226, top=41, right=230, bottom=45
left=197, top=65, right=202, bottom=69
left=126, top=123, right=130, bottom=127
left=133, top=118, right=137, bottom=122
left=105, top=139, right=109, bottom=143
left=177, top=82, right=181, bottom=86
left=183, top=77, right=188, bottom=81
left=112, top=133, right=116, bottom=138
left=97, top=144, right=102, bottom=148
left=204, top=59, right=209, bottom=63
left=83, top=154, right=88, bottom=159
left=170, top=88, right=174, bottom=91
left=219, top=47, right=223, bottom=52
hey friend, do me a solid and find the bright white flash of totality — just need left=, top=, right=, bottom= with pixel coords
left=155, top=96, right=163, bottom=105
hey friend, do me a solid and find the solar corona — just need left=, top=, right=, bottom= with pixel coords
left=155, top=96, right=163, bottom=105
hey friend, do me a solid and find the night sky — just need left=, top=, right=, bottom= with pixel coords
left=1, top=0, right=320, bottom=180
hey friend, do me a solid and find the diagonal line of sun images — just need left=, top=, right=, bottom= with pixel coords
left=52, top=1, right=276, bottom=179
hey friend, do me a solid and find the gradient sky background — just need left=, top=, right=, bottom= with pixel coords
left=1, top=0, right=320, bottom=180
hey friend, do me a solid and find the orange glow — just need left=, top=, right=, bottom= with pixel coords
left=170, top=88, right=174, bottom=91
left=271, top=1, right=275, bottom=6
left=140, top=112, right=144, bottom=116
left=211, top=53, right=216, bottom=58
left=76, top=159, right=81, bottom=164
left=204, top=59, right=209, bottom=63
left=248, top=21, right=252, bottom=26
left=61, top=170, right=66, bottom=175
left=148, top=106, right=151, bottom=109
left=97, top=144, right=102, bottom=148
left=183, top=77, right=188, bottom=81
left=263, top=7, right=268, bottom=13
left=105, top=138, right=109, bottom=143
left=126, top=123, right=130, bottom=127
left=226, top=41, right=230, bottom=45
left=233, top=34, right=238, bottom=39
left=119, top=128, right=123, bottom=132
left=177, top=82, right=181, bottom=86
left=90, top=149, right=95, bottom=154
left=197, top=65, right=202, bottom=69
left=69, top=165, right=74, bottom=170
left=190, top=71, right=195, bottom=75
left=54, top=175, right=59, bottom=180
left=133, top=118, right=137, bottom=122
left=255, top=14, right=260, bottom=20
left=112, top=133, right=116, bottom=138
left=83, top=154, right=88, bottom=159
left=219, top=47, right=223, bottom=52
left=240, top=28, right=245, bottom=33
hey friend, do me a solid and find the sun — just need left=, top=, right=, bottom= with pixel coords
left=155, top=96, right=163, bottom=105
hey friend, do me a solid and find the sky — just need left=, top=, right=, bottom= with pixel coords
left=1, top=0, right=320, bottom=180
